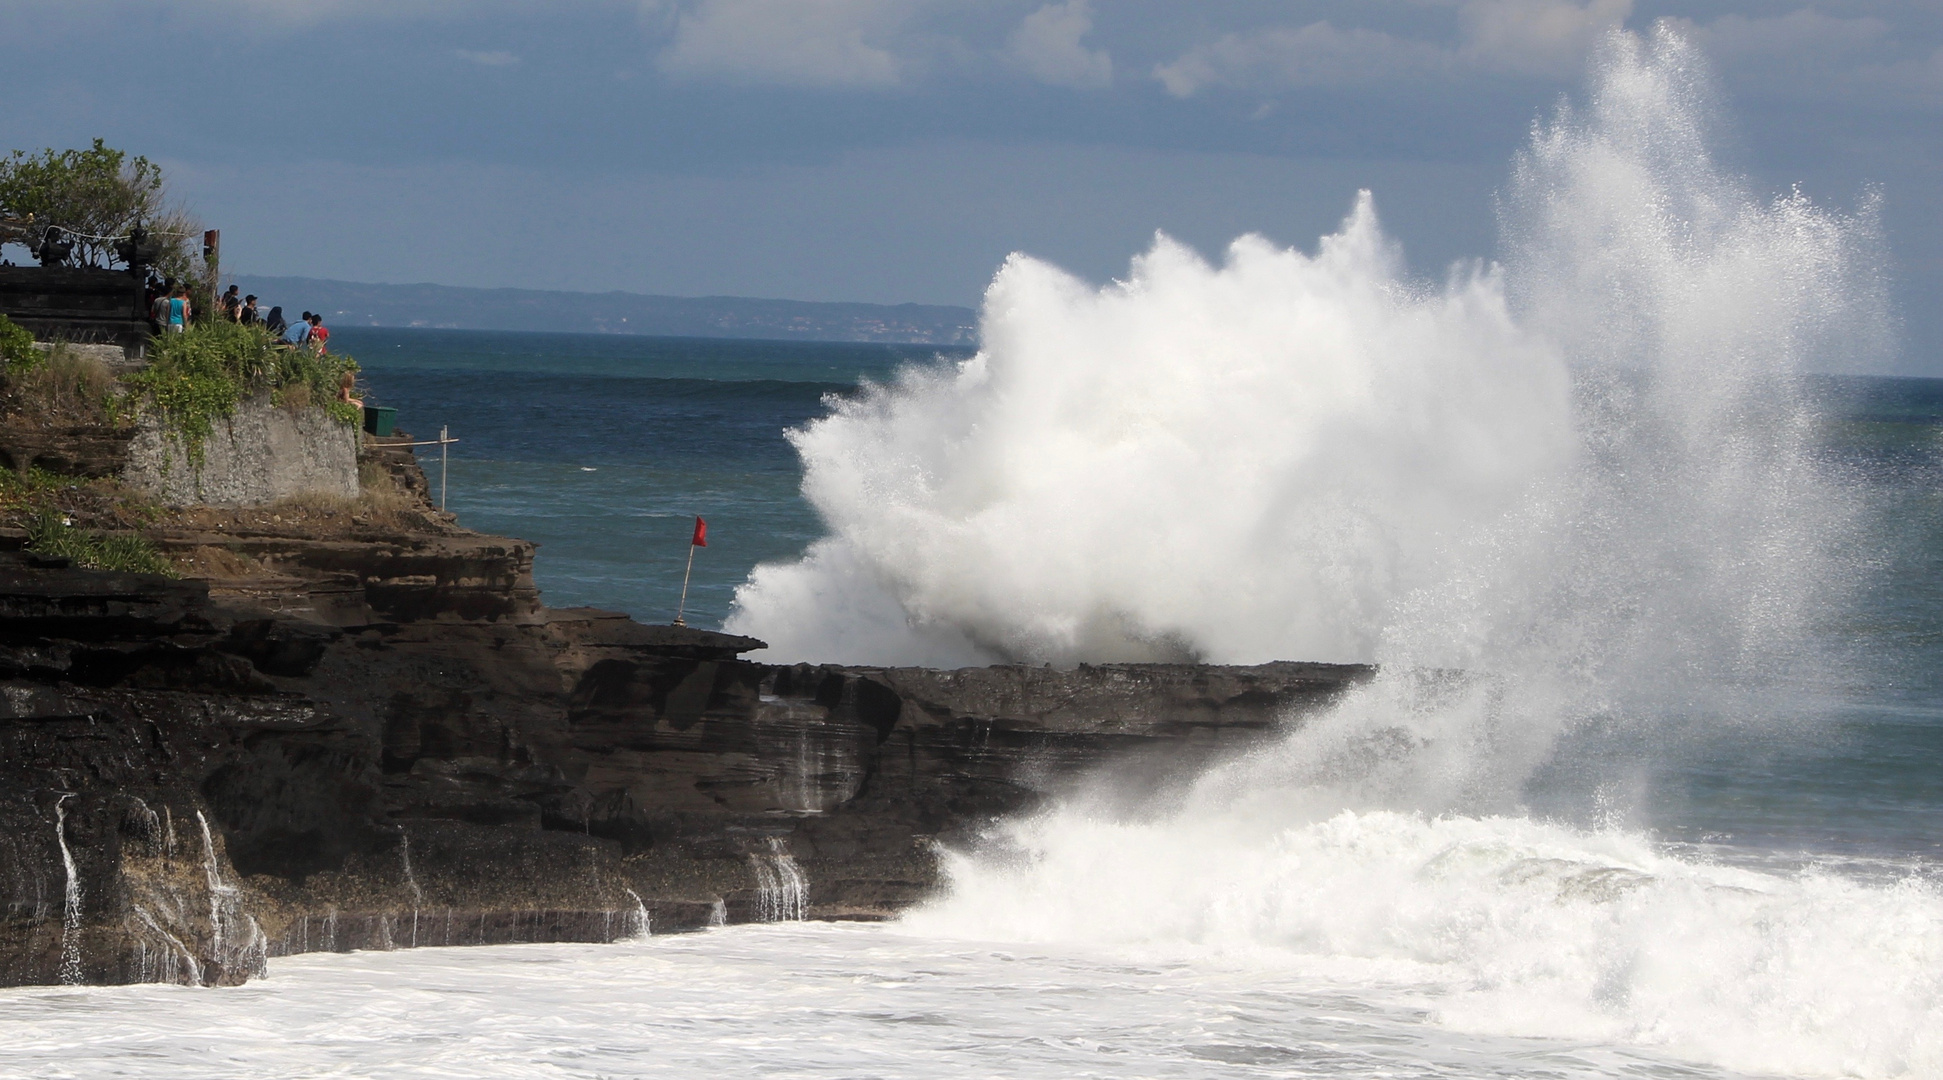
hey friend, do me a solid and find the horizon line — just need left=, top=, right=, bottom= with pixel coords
left=232, top=273, right=976, bottom=314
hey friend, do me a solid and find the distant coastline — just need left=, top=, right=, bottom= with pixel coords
left=234, top=275, right=979, bottom=346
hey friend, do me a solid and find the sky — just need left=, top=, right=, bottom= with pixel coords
left=1, top=0, right=1939, bottom=371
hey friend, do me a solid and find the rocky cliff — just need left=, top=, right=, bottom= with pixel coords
left=0, top=436, right=1371, bottom=987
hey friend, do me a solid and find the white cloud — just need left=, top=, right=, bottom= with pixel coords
left=652, top=0, right=911, bottom=87
left=1155, top=0, right=1629, bottom=96
left=1155, top=22, right=1450, bottom=97
left=1005, top=0, right=1111, bottom=90
left=456, top=49, right=521, bottom=67
left=1459, top=0, right=1631, bottom=77
left=1687, top=9, right=1887, bottom=63
left=1670, top=10, right=1939, bottom=107
left=190, top=0, right=514, bottom=25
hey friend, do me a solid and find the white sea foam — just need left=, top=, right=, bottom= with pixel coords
left=909, top=807, right=1943, bottom=1079
left=0, top=924, right=1812, bottom=1079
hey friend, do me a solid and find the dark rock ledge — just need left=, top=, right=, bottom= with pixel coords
left=0, top=455, right=1371, bottom=987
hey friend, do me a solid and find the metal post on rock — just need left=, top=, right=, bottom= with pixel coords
left=397, top=429, right=460, bottom=512
left=201, top=229, right=219, bottom=308
left=674, top=515, right=706, bottom=627
left=673, top=546, right=696, bottom=627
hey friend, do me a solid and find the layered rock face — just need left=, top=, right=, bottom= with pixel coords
left=0, top=447, right=1370, bottom=987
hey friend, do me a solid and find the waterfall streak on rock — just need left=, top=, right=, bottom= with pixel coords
left=624, top=888, right=651, bottom=939
left=400, top=832, right=423, bottom=947
left=750, top=839, right=807, bottom=923
left=131, top=906, right=201, bottom=986
left=52, top=794, right=82, bottom=985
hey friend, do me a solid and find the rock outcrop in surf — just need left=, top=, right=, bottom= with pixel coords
left=0, top=439, right=1367, bottom=985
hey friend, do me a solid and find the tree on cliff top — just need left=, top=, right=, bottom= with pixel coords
left=0, top=139, right=201, bottom=280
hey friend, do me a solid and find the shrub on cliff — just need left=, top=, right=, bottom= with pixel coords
left=0, top=315, right=34, bottom=374
left=0, top=466, right=64, bottom=514
left=126, top=322, right=360, bottom=462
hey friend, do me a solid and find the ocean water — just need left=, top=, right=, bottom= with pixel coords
left=332, top=326, right=970, bottom=631
left=8, top=26, right=1943, bottom=1080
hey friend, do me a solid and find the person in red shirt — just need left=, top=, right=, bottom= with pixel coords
left=306, top=313, right=330, bottom=353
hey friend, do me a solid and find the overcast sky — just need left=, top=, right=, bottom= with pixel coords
left=2, top=1, right=1938, bottom=370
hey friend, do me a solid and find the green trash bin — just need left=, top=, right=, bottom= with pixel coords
left=363, top=405, right=398, bottom=437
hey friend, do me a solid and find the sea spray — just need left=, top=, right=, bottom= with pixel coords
left=728, top=18, right=1885, bottom=816
left=891, top=23, right=1918, bottom=1080
left=727, top=200, right=1574, bottom=669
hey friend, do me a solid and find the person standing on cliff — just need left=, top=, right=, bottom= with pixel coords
left=166, top=286, right=190, bottom=333
left=240, top=295, right=259, bottom=326
left=289, top=312, right=312, bottom=347
left=219, top=284, right=241, bottom=321
left=149, top=280, right=172, bottom=332
left=307, top=313, right=330, bottom=353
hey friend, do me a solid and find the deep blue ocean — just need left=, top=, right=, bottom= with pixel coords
left=336, top=326, right=972, bottom=630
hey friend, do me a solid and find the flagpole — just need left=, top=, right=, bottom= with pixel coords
left=674, top=542, right=696, bottom=627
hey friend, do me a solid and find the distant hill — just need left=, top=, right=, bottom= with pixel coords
left=232, top=276, right=979, bottom=346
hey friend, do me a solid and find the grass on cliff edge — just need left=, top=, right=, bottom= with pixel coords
left=1, top=344, right=123, bottom=427
left=126, top=322, right=361, bottom=463
left=24, top=507, right=174, bottom=576
left=0, top=316, right=120, bottom=423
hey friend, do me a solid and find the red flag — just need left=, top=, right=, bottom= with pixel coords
left=691, top=516, right=708, bottom=548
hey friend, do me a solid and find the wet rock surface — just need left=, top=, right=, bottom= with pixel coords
left=0, top=452, right=1371, bottom=987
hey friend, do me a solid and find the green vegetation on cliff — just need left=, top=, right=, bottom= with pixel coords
left=0, top=315, right=34, bottom=373
left=126, top=322, right=360, bottom=463
left=24, top=508, right=173, bottom=576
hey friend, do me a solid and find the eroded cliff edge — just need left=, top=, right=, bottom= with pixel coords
left=0, top=439, right=1371, bottom=986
